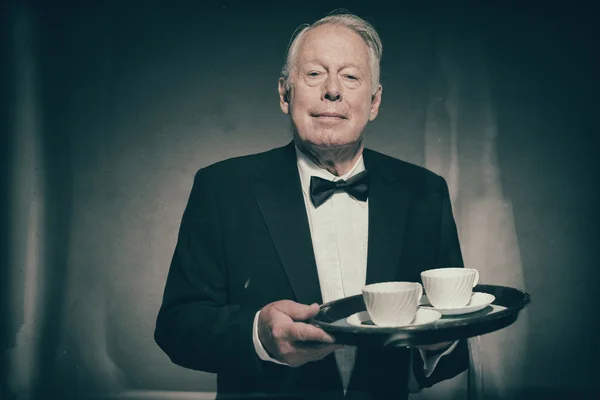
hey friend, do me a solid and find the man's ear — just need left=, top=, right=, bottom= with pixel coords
left=369, top=85, right=383, bottom=121
left=278, top=78, right=290, bottom=115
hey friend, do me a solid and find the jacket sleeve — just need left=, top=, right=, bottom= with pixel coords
left=413, top=175, right=469, bottom=388
left=154, top=169, right=268, bottom=378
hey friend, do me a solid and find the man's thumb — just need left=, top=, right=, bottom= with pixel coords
left=279, top=301, right=320, bottom=321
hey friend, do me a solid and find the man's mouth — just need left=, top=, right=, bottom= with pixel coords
left=312, top=112, right=347, bottom=119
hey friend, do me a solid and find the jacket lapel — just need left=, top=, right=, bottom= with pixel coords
left=363, top=150, right=411, bottom=285
left=249, top=144, right=412, bottom=304
left=250, top=142, right=323, bottom=305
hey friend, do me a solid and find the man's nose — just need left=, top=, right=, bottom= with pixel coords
left=323, top=76, right=342, bottom=102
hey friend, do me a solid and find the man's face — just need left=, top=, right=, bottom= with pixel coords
left=279, top=24, right=382, bottom=150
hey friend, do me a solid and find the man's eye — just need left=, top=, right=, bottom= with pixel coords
left=345, top=75, right=358, bottom=80
left=308, top=72, right=320, bottom=77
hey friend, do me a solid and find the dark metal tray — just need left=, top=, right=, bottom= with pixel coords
left=309, top=284, right=530, bottom=347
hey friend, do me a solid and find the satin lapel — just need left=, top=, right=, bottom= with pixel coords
left=364, top=152, right=411, bottom=285
left=250, top=143, right=323, bottom=306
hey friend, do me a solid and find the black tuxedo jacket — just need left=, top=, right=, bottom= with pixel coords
left=155, top=142, right=469, bottom=399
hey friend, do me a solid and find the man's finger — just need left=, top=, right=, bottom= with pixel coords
left=295, top=342, right=345, bottom=352
left=294, top=343, right=345, bottom=362
left=287, top=322, right=336, bottom=343
left=274, top=301, right=320, bottom=321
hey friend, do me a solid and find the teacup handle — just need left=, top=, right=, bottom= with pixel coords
left=472, top=269, right=479, bottom=287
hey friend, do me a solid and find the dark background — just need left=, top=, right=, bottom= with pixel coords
left=3, top=1, right=598, bottom=399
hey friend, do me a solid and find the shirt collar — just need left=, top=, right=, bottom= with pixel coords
left=295, top=146, right=367, bottom=205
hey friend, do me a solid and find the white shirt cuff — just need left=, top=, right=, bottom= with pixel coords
left=252, top=310, right=290, bottom=366
left=418, top=340, right=459, bottom=378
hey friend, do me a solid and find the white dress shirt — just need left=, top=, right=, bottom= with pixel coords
left=252, top=147, right=457, bottom=393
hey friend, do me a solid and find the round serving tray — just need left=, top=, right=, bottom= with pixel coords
left=309, top=284, right=530, bottom=347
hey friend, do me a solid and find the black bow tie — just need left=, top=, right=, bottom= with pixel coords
left=309, top=170, right=369, bottom=208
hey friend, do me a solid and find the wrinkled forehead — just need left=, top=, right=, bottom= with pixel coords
left=296, top=24, right=371, bottom=70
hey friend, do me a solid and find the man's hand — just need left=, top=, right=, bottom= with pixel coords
left=258, top=300, right=344, bottom=367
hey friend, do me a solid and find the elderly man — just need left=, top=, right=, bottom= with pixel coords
left=155, top=11, right=469, bottom=400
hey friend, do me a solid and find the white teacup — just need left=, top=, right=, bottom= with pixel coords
left=362, top=282, right=423, bottom=327
left=421, top=268, right=479, bottom=309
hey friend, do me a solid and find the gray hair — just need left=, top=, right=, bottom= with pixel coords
left=280, top=10, right=383, bottom=95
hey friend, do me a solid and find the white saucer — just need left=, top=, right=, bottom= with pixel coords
left=419, top=292, right=496, bottom=315
left=347, top=308, right=442, bottom=328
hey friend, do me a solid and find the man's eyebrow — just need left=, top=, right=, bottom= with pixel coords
left=301, top=60, right=364, bottom=70
left=340, top=64, right=363, bottom=71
